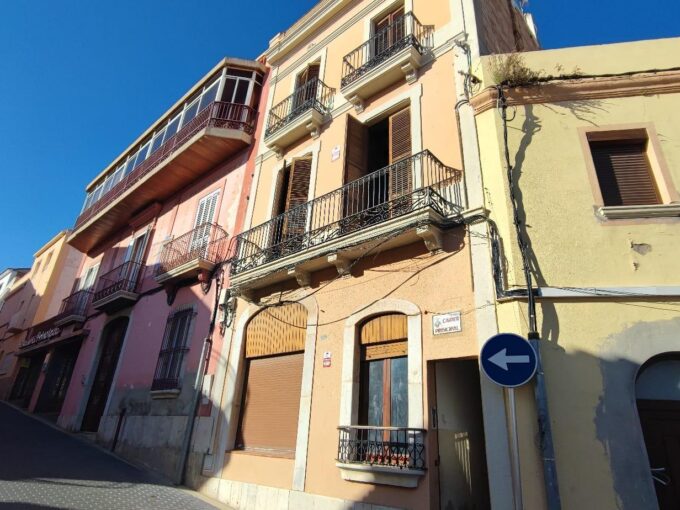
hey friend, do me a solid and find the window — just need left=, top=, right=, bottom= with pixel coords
left=271, top=157, right=312, bottom=250
left=190, top=191, right=220, bottom=254
left=342, top=107, right=412, bottom=222
left=43, top=252, right=52, bottom=271
left=358, top=313, right=408, bottom=431
left=235, top=304, right=307, bottom=457
left=589, top=139, right=660, bottom=207
left=373, top=5, right=405, bottom=56
left=152, top=308, right=195, bottom=391
left=293, top=63, right=320, bottom=109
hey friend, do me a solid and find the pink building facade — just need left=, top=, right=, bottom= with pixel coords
left=21, top=57, right=269, bottom=482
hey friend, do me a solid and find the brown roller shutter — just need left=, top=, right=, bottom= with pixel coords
left=590, top=140, right=661, bottom=206
left=388, top=107, right=413, bottom=203
left=235, top=352, right=304, bottom=456
left=282, top=157, right=312, bottom=240
left=245, top=304, right=307, bottom=358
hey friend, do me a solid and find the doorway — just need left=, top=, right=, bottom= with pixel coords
left=9, top=353, right=45, bottom=408
left=434, top=358, right=490, bottom=510
left=81, top=317, right=128, bottom=432
left=35, top=339, right=83, bottom=421
left=636, top=355, right=680, bottom=509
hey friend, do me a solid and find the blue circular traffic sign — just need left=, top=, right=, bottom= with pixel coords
left=481, top=333, right=537, bottom=387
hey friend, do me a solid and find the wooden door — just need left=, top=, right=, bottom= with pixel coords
left=81, top=318, right=128, bottom=432
left=35, top=341, right=82, bottom=416
left=638, top=400, right=680, bottom=509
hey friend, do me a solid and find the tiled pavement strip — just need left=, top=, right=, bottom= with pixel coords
left=0, top=402, right=231, bottom=510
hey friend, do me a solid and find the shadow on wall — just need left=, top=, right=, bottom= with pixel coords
left=506, top=99, right=607, bottom=346
left=535, top=309, right=680, bottom=510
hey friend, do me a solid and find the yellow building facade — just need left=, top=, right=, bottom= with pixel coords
left=0, top=231, right=83, bottom=408
left=471, top=38, right=680, bottom=510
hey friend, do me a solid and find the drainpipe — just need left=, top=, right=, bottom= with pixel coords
left=177, top=272, right=222, bottom=486
left=177, top=334, right=212, bottom=485
left=497, top=85, right=562, bottom=510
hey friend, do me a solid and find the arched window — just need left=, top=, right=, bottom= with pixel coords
left=635, top=354, right=680, bottom=509
left=236, top=303, right=307, bottom=457
left=358, top=313, right=408, bottom=430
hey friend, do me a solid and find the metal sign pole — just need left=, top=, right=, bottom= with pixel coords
left=506, top=387, right=523, bottom=510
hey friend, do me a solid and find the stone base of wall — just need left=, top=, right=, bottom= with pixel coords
left=98, top=414, right=189, bottom=483
left=197, top=477, right=402, bottom=510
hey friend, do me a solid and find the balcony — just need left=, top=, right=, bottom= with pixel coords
left=264, top=78, right=335, bottom=154
left=92, top=261, right=143, bottom=313
left=54, top=289, right=92, bottom=327
left=155, top=223, right=229, bottom=285
left=336, top=426, right=426, bottom=488
left=7, top=312, right=25, bottom=334
left=231, top=150, right=465, bottom=290
left=70, top=102, right=257, bottom=253
left=341, top=12, right=433, bottom=112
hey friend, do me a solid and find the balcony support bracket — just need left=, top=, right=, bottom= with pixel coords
left=271, top=145, right=284, bottom=159
left=417, top=225, right=443, bottom=252
left=306, top=119, right=322, bottom=139
left=328, top=253, right=352, bottom=277
left=401, top=62, right=418, bottom=85
left=233, top=287, right=257, bottom=303
left=288, top=267, right=311, bottom=287
left=348, top=94, right=365, bottom=114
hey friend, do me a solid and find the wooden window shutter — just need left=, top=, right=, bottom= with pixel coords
left=360, top=313, right=408, bottom=361
left=589, top=140, right=661, bottom=206
left=343, top=117, right=369, bottom=217
left=194, top=192, right=219, bottom=228
left=388, top=107, right=413, bottom=201
left=236, top=352, right=304, bottom=456
left=389, top=107, right=411, bottom=163
left=282, top=157, right=312, bottom=238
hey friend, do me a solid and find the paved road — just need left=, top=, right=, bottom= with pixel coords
left=0, top=402, right=222, bottom=510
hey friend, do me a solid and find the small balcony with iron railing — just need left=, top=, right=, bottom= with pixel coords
left=336, top=426, right=426, bottom=487
left=263, top=78, right=335, bottom=154
left=54, top=289, right=93, bottom=327
left=341, top=12, right=433, bottom=112
left=71, top=101, right=257, bottom=253
left=231, top=150, right=465, bottom=290
left=155, top=223, right=229, bottom=285
left=92, top=261, right=144, bottom=313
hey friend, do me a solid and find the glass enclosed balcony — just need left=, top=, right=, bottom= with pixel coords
left=70, top=60, right=265, bottom=253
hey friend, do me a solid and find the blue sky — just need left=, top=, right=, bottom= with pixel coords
left=0, top=0, right=678, bottom=269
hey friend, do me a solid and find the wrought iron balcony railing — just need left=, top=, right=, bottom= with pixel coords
left=341, top=12, right=434, bottom=88
left=75, top=102, right=257, bottom=229
left=231, top=150, right=463, bottom=275
left=93, top=261, right=143, bottom=303
left=265, top=78, right=335, bottom=138
left=155, top=223, right=229, bottom=277
left=60, top=289, right=93, bottom=318
left=337, top=426, right=426, bottom=470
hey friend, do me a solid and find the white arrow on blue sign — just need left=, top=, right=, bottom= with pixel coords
left=481, top=333, right=537, bottom=387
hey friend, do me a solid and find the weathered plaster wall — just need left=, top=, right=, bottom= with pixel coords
left=474, top=38, right=680, bottom=510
